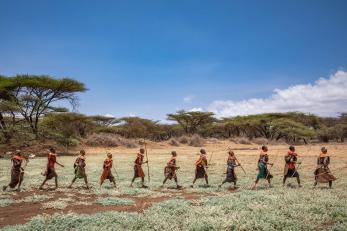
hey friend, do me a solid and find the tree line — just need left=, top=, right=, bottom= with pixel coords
left=1, top=75, right=346, bottom=149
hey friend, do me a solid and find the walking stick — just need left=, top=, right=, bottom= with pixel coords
left=234, top=156, right=247, bottom=175
left=144, top=139, right=150, bottom=183
left=208, top=152, right=214, bottom=165
left=265, top=163, right=274, bottom=179
left=291, top=162, right=302, bottom=177
left=113, top=166, right=119, bottom=178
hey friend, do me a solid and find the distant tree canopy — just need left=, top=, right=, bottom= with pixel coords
left=106, top=117, right=183, bottom=141
left=0, top=74, right=86, bottom=140
left=167, top=110, right=215, bottom=134
left=41, top=112, right=94, bottom=151
left=219, top=113, right=317, bottom=143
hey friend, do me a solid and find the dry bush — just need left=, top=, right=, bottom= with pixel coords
left=230, top=137, right=252, bottom=145
left=189, top=134, right=205, bottom=147
left=252, top=138, right=269, bottom=145
left=267, top=139, right=287, bottom=145
left=85, top=133, right=118, bottom=147
left=85, top=133, right=137, bottom=148
left=122, top=138, right=138, bottom=148
left=178, top=136, right=189, bottom=144
left=206, top=138, right=221, bottom=144
left=169, top=139, right=180, bottom=146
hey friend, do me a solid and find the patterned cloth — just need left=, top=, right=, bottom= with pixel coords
left=257, top=152, right=272, bottom=180
left=164, top=157, right=177, bottom=180
left=224, top=158, right=237, bottom=183
left=284, top=151, right=299, bottom=177
left=195, top=154, right=208, bottom=179
left=74, top=156, right=86, bottom=179
left=314, top=155, right=336, bottom=183
left=9, top=155, right=24, bottom=188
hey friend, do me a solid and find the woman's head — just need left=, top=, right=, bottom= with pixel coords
left=321, top=147, right=328, bottom=154
left=80, top=150, right=86, bottom=156
left=261, top=145, right=268, bottom=152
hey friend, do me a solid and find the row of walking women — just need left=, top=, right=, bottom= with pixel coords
left=2, top=145, right=336, bottom=192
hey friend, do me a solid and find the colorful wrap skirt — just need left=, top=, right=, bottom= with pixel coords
left=314, top=167, right=336, bottom=183
left=195, top=165, right=207, bottom=179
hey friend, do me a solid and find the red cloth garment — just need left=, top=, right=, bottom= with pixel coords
left=287, top=151, right=297, bottom=170
left=100, top=158, right=114, bottom=183
left=104, top=158, right=113, bottom=170
left=134, top=153, right=145, bottom=178
left=13, top=155, right=24, bottom=161
left=167, top=157, right=176, bottom=167
left=47, top=153, right=56, bottom=169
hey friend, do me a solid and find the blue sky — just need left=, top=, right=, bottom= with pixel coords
left=1, top=0, right=347, bottom=120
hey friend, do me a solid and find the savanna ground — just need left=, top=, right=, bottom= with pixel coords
left=0, top=141, right=347, bottom=231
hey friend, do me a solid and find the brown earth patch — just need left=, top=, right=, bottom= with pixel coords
left=0, top=189, right=211, bottom=228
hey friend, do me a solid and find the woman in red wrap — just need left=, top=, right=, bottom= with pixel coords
left=130, top=148, right=148, bottom=188
left=283, top=146, right=302, bottom=187
left=100, top=152, right=117, bottom=188
left=39, top=148, right=64, bottom=190
left=3, top=150, right=27, bottom=192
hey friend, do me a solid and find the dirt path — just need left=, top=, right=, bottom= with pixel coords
left=0, top=189, right=210, bottom=228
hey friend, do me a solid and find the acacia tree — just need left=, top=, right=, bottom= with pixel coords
left=0, top=75, right=86, bottom=137
left=41, top=112, right=94, bottom=152
left=116, top=117, right=159, bottom=139
left=167, top=110, right=215, bottom=135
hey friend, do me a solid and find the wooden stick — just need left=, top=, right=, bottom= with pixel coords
left=144, top=139, right=150, bottom=183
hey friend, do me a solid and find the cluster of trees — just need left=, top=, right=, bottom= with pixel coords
left=1, top=75, right=347, bottom=149
left=169, top=111, right=347, bottom=143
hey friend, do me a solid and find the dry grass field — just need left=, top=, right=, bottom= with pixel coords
left=1, top=141, right=347, bottom=230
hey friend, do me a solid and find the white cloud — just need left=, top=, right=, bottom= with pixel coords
left=189, top=107, right=203, bottom=112
left=183, top=95, right=195, bottom=103
left=104, top=113, right=114, bottom=118
left=208, top=70, right=347, bottom=118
